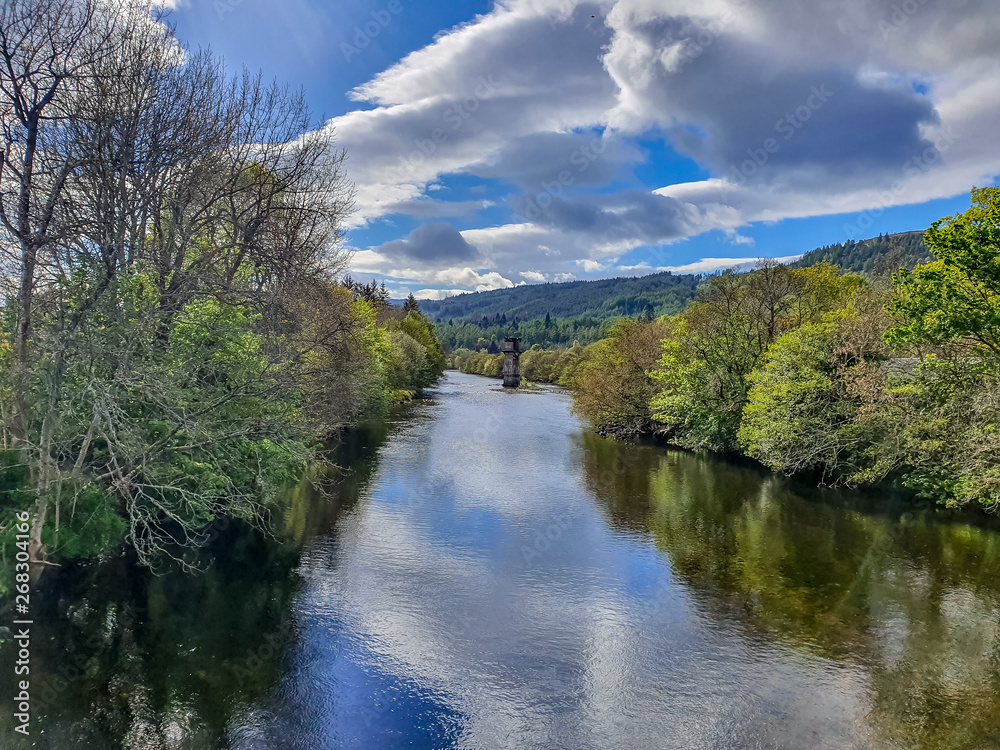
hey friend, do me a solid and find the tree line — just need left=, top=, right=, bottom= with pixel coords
left=0, top=0, right=444, bottom=578
left=437, top=314, right=615, bottom=351
left=458, top=189, right=1000, bottom=509
left=419, top=270, right=699, bottom=323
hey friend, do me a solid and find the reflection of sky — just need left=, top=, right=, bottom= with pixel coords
left=235, top=373, right=889, bottom=750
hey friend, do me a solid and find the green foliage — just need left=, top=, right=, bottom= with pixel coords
left=451, top=349, right=504, bottom=378
left=520, top=344, right=590, bottom=387
left=419, top=272, right=700, bottom=324
left=738, top=305, right=892, bottom=484
left=0, top=454, right=126, bottom=594
left=650, top=262, right=860, bottom=451
left=650, top=317, right=742, bottom=451
left=793, top=230, right=932, bottom=275
left=436, top=314, right=614, bottom=351
left=881, top=357, right=1000, bottom=508
left=563, top=190, right=1000, bottom=509
left=572, top=318, right=669, bottom=439
left=876, top=187, right=1000, bottom=507
left=386, top=330, right=429, bottom=390
left=450, top=342, right=593, bottom=387
left=385, top=310, right=447, bottom=392
left=45, top=483, right=128, bottom=562
left=887, top=187, right=1000, bottom=355
left=0, top=265, right=449, bottom=568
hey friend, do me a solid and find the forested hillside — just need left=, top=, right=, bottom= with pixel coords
left=417, top=272, right=700, bottom=323
left=792, top=231, right=931, bottom=274
left=415, top=231, right=927, bottom=330
left=493, top=188, right=1000, bottom=510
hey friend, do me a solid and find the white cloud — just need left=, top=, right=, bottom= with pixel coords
left=348, top=249, right=391, bottom=274
left=414, top=288, right=469, bottom=300
left=577, top=259, right=606, bottom=272
left=375, top=265, right=514, bottom=292
left=724, top=229, right=754, bottom=246
left=335, top=0, right=1000, bottom=287
left=448, top=269, right=514, bottom=291
left=655, top=254, right=802, bottom=275
left=519, top=270, right=548, bottom=282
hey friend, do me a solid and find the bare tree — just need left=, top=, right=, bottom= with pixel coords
left=0, top=0, right=113, bottom=441
left=0, top=0, right=357, bottom=566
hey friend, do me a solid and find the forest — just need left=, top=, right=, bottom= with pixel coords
left=418, top=268, right=700, bottom=323
left=433, top=230, right=931, bottom=353
left=791, top=230, right=932, bottom=274
left=0, top=1, right=445, bottom=583
left=457, top=189, right=1000, bottom=509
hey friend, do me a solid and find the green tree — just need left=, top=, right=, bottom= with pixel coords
left=384, top=310, right=446, bottom=391
left=650, top=261, right=863, bottom=451
left=883, top=188, right=1000, bottom=507
left=573, top=318, right=668, bottom=438
left=738, top=299, right=893, bottom=483
left=887, top=186, right=1000, bottom=356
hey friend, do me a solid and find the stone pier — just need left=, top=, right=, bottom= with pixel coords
left=500, top=337, right=522, bottom=388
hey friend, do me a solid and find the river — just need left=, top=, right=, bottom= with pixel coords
left=3, top=371, right=1000, bottom=749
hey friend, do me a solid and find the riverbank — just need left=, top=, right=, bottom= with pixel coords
left=450, top=197, right=1000, bottom=511
left=5, top=371, right=1000, bottom=748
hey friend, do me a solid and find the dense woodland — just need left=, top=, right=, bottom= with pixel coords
left=458, top=189, right=1000, bottom=509
left=0, top=0, right=993, bottom=592
left=433, top=230, right=931, bottom=353
left=0, top=0, right=444, bottom=583
left=792, top=230, right=932, bottom=275
left=419, top=270, right=700, bottom=323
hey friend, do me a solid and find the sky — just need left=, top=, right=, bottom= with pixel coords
left=170, top=0, right=1000, bottom=299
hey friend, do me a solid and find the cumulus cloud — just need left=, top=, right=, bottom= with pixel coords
left=334, top=0, right=1000, bottom=293
left=434, top=267, right=514, bottom=290
left=380, top=198, right=495, bottom=218
left=328, top=0, right=614, bottom=226
left=378, top=222, right=480, bottom=264
left=413, top=288, right=469, bottom=300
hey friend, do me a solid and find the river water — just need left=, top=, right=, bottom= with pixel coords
left=3, top=371, right=1000, bottom=749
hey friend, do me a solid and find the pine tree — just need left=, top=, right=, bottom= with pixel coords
left=403, top=293, right=420, bottom=313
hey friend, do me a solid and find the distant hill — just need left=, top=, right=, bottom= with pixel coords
left=416, top=272, right=701, bottom=323
left=791, top=231, right=931, bottom=275
left=408, top=230, right=932, bottom=326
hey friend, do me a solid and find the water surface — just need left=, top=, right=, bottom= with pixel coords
left=3, top=371, right=1000, bottom=749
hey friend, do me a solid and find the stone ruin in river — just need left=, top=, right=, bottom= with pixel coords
left=501, top=337, right=522, bottom=388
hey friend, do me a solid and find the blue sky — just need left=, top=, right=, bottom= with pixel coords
left=170, top=0, right=1000, bottom=298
